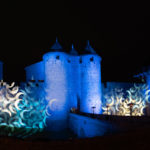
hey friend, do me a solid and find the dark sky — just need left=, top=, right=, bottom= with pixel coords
left=0, top=1, right=150, bottom=83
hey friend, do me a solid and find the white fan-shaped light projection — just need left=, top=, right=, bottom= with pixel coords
left=0, top=80, right=48, bottom=138
left=102, top=84, right=149, bottom=116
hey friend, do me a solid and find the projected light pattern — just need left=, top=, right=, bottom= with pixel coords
left=0, top=80, right=47, bottom=138
left=102, top=84, right=149, bottom=116
left=20, top=81, right=47, bottom=129
left=102, top=88, right=124, bottom=115
left=43, top=52, right=70, bottom=131
left=0, top=81, right=23, bottom=126
left=145, top=89, right=150, bottom=103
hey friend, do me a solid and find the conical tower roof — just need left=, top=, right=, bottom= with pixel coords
left=70, top=44, right=78, bottom=55
left=84, top=40, right=96, bottom=54
left=50, top=37, right=63, bottom=52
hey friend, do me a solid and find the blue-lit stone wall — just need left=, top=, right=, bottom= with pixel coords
left=68, top=55, right=81, bottom=109
left=43, top=52, right=70, bottom=131
left=25, top=61, right=44, bottom=82
left=80, top=54, right=102, bottom=114
left=69, top=113, right=113, bottom=138
left=0, top=61, right=3, bottom=80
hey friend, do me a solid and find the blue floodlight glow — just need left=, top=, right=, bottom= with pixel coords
left=68, top=55, right=80, bottom=109
left=43, top=51, right=103, bottom=131
left=43, top=52, right=70, bottom=131
left=80, top=54, right=102, bottom=114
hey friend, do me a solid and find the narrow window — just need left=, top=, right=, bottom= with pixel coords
left=79, top=58, right=82, bottom=64
left=36, top=83, right=39, bottom=87
left=38, top=80, right=44, bottom=82
left=56, top=55, right=60, bottom=60
left=90, top=57, right=94, bottom=62
left=30, top=80, right=35, bottom=82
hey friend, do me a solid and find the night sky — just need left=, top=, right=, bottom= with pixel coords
left=0, top=1, right=150, bottom=83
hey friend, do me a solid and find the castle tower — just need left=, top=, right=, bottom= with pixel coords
left=80, top=41, right=102, bottom=114
left=43, top=38, right=70, bottom=131
left=68, top=44, right=80, bottom=110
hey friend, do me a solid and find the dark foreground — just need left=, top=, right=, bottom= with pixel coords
left=1, top=125, right=150, bottom=150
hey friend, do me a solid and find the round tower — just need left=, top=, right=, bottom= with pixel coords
left=43, top=38, right=70, bottom=131
left=68, top=44, right=80, bottom=110
left=80, top=41, right=102, bottom=114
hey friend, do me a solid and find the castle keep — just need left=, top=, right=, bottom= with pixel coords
left=25, top=39, right=102, bottom=130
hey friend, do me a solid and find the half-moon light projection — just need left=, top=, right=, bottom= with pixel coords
left=102, top=84, right=149, bottom=116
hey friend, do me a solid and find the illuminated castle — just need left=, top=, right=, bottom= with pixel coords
left=25, top=39, right=102, bottom=130
left=1, top=39, right=150, bottom=138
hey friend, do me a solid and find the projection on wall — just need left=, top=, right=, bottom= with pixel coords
left=102, top=84, right=150, bottom=116
left=0, top=80, right=47, bottom=138
left=43, top=52, right=70, bottom=131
